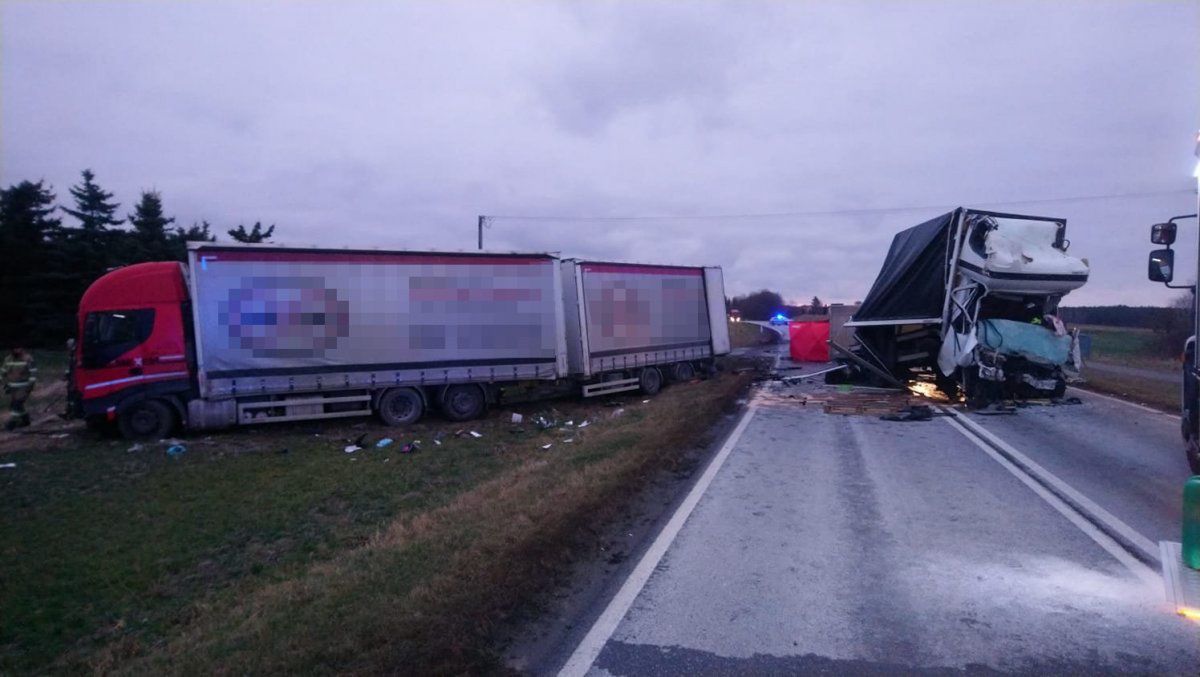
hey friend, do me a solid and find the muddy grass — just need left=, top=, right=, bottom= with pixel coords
left=0, top=365, right=752, bottom=674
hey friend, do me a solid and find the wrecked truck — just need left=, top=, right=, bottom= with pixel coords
left=840, top=208, right=1089, bottom=403
left=66, top=243, right=730, bottom=439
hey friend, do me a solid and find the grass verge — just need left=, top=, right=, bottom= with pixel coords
left=1, top=365, right=751, bottom=674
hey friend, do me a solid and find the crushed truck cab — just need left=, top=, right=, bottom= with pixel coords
left=843, top=208, right=1088, bottom=402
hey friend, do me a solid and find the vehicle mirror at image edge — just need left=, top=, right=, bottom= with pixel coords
left=1151, top=222, right=1177, bottom=245
left=1148, top=248, right=1175, bottom=283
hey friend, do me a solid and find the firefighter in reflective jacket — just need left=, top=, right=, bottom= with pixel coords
left=2, top=347, right=36, bottom=430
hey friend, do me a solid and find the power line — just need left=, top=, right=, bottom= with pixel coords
left=484, top=188, right=1195, bottom=223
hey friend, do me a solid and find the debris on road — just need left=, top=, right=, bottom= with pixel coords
left=880, top=405, right=935, bottom=422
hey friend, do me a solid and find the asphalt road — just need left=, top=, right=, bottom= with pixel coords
left=555, top=350, right=1200, bottom=675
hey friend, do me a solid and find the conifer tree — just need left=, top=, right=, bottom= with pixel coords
left=169, top=220, right=217, bottom=260
left=227, top=221, right=275, bottom=243
left=0, top=181, right=61, bottom=344
left=127, top=190, right=175, bottom=261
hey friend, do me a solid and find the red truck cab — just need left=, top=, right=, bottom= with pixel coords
left=69, top=262, right=194, bottom=437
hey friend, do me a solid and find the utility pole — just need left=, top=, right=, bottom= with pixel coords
left=477, top=215, right=485, bottom=250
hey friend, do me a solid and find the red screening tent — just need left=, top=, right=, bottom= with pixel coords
left=789, top=320, right=830, bottom=362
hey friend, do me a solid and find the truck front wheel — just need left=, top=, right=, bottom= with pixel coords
left=118, top=399, right=176, bottom=440
left=441, top=385, right=486, bottom=422
left=378, top=388, right=424, bottom=426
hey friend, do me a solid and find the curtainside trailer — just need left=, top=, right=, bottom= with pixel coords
left=560, top=260, right=730, bottom=397
left=67, top=243, right=729, bottom=438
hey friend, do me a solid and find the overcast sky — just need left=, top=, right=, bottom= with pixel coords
left=3, top=1, right=1198, bottom=306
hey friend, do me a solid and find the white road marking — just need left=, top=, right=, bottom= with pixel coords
left=943, top=413, right=1161, bottom=588
left=557, top=404, right=759, bottom=677
left=1069, top=386, right=1180, bottom=419
left=943, top=406, right=1160, bottom=566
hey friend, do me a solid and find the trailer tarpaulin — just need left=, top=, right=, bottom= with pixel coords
left=789, top=320, right=830, bottom=362
left=852, top=210, right=958, bottom=323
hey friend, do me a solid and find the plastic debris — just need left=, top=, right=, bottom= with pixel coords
left=51, top=433, right=69, bottom=439
left=511, top=413, right=524, bottom=424
left=402, top=441, right=421, bottom=453
left=469, top=431, right=482, bottom=438
left=126, top=443, right=144, bottom=453
left=565, top=420, right=574, bottom=426
left=564, top=438, right=574, bottom=443
left=343, top=445, right=362, bottom=454
left=642, top=399, right=650, bottom=404
left=434, top=440, right=442, bottom=446
left=533, top=414, right=556, bottom=430
left=578, top=420, right=590, bottom=428
left=376, top=438, right=394, bottom=448
left=166, top=444, right=186, bottom=458
left=541, top=443, right=553, bottom=450
left=610, top=408, right=625, bottom=418
left=0, top=462, right=15, bottom=469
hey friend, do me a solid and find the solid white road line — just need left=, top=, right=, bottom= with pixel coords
left=1069, top=386, right=1180, bottom=419
left=943, top=414, right=1162, bottom=589
left=557, top=405, right=759, bottom=677
left=943, top=407, right=1160, bottom=564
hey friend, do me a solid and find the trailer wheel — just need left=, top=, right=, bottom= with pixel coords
left=441, top=384, right=486, bottom=422
left=671, top=362, right=696, bottom=382
left=117, top=399, right=175, bottom=440
left=639, top=367, right=663, bottom=396
left=378, top=388, right=424, bottom=426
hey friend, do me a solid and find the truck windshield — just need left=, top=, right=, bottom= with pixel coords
left=82, top=309, right=155, bottom=368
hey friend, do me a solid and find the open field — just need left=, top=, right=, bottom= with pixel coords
left=0, top=357, right=753, bottom=674
left=1069, top=324, right=1179, bottom=411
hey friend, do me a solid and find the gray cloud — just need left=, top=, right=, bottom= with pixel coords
left=2, top=0, right=1197, bottom=306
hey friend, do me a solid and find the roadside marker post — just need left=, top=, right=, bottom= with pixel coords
left=1183, top=476, right=1200, bottom=570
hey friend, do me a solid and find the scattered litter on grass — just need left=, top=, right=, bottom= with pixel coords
left=565, top=420, right=574, bottom=426
left=402, top=441, right=421, bottom=453
left=434, top=440, right=442, bottom=446
left=383, top=457, right=390, bottom=462
left=541, top=443, right=553, bottom=450
left=376, top=438, right=394, bottom=448
left=0, top=462, right=15, bottom=469
left=469, top=431, right=482, bottom=438
left=511, top=413, right=524, bottom=424
left=610, top=408, right=625, bottom=418
left=564, top=438, right=574, bottom=443
left=343, top=445, right=362, bottom=454
left=51, top=433, right=69, bottom=439
left=642, top=399, right=650, bottom=404
left=166, top=444, right=186, bottom=458
left=578, top=420, right=590, bottom=428
left=126, top=443, right=144, bottom=453
left=534, top=414, right=556, bottom=430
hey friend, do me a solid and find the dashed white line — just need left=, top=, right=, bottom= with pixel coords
left=557, top=404, right=759, bottom=677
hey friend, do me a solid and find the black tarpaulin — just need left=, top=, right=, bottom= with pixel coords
left=852, top=210, right=959, bottom=323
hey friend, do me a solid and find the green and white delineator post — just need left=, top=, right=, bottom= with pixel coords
left=1184, top=476, right=1200, bottom=571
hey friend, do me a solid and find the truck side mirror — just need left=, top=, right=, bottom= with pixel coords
left=1149, top=248, right=1175, bottom=283
left=1152, top=222, right=1177, bottom=245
